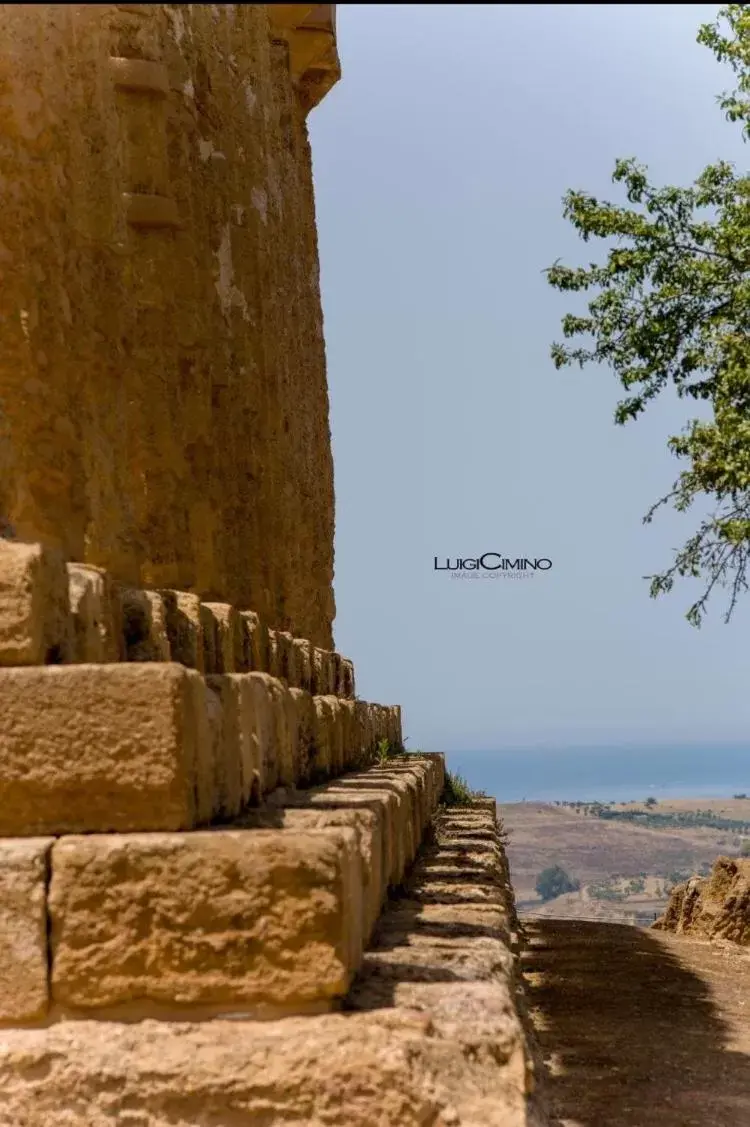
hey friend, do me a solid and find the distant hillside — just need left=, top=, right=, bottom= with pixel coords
left=497, top=797, right=750, bottom=923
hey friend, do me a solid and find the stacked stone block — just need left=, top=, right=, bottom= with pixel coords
left=0, top=538, right=447, bottom=1030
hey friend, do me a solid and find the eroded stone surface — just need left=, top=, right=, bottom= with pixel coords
left=120, top=588, right=171, bottom=662
left=49, top=827, right=363, bottom=1018
left=0, top=797, right=547, bottom=1126
left=654, top=855, right=750, bottom=945
left=239, top=804, right=384, bottom=943
left=0, top=1013, right=486, bottom=1127
left=0, top=541, right=71, bottom=665
left=345, top=803, right=548, bottom=1125
left=0, top=839, right=53, bottom=1024
left=0, top=4, right=336, bottom=648
left=159, top=590, right=204, bottom=671
left=0, top=664, right=209, bottom=834
left=68, top=563, right=121, bottom=663
left=201, top=603, right=244, bottom=675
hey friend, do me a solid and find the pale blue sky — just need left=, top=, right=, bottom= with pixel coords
left=309, top=4, right=750, bottom=752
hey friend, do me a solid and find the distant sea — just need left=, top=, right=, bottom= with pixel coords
left=443, top=746, right=750, bottom=805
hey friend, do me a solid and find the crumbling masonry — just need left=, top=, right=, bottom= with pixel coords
left=0, top=6, right=545, bottom=1124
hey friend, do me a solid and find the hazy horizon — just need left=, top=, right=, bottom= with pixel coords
left=309, top=4, right=750, bottom=754
left=442, top=744, right=750, bottom=804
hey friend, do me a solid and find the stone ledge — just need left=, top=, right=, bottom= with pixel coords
left=267, top=3, right=340, bottom=115
left=0, top=798, right=549, bottom=1125
left=0, top=664, right=402, bottom=836
left=49, top=827, right=363, bottom=1020
left=0, top=541, right=358, bottom=699
left=0, top=756, right=445, bottom=1024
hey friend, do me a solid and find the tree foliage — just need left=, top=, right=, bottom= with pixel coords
left=535, top=864, right=581, bottom=902
left=547, top=6, right=750, bottom=626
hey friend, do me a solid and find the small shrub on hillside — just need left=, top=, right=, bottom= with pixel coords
left=535, top=865, right=581, bottom=902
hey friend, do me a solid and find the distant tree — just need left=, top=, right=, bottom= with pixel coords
left=734, top=793, right=748, bottom=799
left=644, top=797, right=658, bottom=808
left=535, top=865, right=581, bottom=902
left=547, top=5, right=750, bottom=627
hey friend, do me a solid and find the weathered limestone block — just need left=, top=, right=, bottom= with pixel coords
left=273, top=680, right=299, bottom=789
left=204, top=679, right=243, bottom=821
left=240, top=610, right=269, bottom=673
left=348, top=699, right=367, bottom=766
left=370, top=766, right=418, bottom=869
left=312, top=695, right=339, bottom=780
left=354, top=699, right=374, bottom=764
left=159, top=590, right=204, bottom=671
left=312, top=775, right=409, bottom=890
left=267, top=630, right=281, bottom=679
left=292, top=636, right=312, bottom=691
left=331, top=651, right=342, bottom=697
left=389, top=704, right=403, bottom=748
left=119, top=588, right=171, bottom=662
left=238, top=804, right=383, bottom=943
left=311, top=646, right=336, bottom=695
left=0, top=782, right=541, bottom=1127
left=0, top=1010, right=513, bottom=1127
left=248, top=672, right=299, bottom=794
left=281, top=776, right=397, bottom=897
left=244, top=673, right=275, bottom=797
left=383, top=759, right=429, bottom=836
left=67, top=563, right=121, bottom=663
left=275, top=630, right=297, bottom=685
left=200, top=603, right=245, bottom=675
left=0, top=541, right=72, bottom=665
left=0, top=664, right=212, bottom=834
left=369, top=704, right=383, bottom=748
left=329, top=757, right=443, bottom=886
left=320, top=695, right=345, bottom=776
left=339, top=698, right=357, bottom=769
left=207, top=675, right=261, bottom=808
left=338, top=655, right=356, bottom=699
left=49, top=827, right=364, bottom=1017
left=0, top=839, right=53, bottom=1024
left=418, top=751, right=447, bottom=810
left=289, top=687, right=316, bottom=786
left=243, top=671, right=299, bottom=794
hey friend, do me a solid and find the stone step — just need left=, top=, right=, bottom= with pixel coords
left=48, top=826, right=364, bottom=1021
left=0, top=756, right=446, bottom=1026
left=0, top=663, right=402, bottom=836
left=0, top=540, right=357, bottom=696
left=0, top=827, right=361, bottom=1024
left=240, top=754, right=446, bottom=942
left=0, top=800, right=546, bottom=1127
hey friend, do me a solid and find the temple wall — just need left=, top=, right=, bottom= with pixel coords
left=0, top=3, right=336, bottom=646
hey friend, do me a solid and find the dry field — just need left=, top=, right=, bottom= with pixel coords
left=498, top=797, right=750, bottom=922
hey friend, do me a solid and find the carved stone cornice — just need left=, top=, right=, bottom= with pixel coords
left=267, top=4, right=340, bottom=113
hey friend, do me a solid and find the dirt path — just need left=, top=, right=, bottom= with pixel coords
left=522, top=918, right=750, bottom=1126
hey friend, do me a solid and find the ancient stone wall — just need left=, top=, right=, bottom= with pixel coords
left=0, top=3, right=336, bottom=646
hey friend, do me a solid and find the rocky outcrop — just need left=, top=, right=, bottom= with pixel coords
left=653, top=856, right=750, bottom=946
